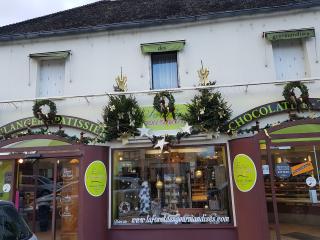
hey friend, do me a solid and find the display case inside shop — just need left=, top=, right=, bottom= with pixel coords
left=112, top=146, right=232, bottom=225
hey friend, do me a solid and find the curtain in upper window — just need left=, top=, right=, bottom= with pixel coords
left=152, top=52, right=178, bottom=89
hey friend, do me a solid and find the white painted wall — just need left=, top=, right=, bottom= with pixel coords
left=0, top=8, right=320, bottom=130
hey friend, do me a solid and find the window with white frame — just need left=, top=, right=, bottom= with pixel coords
left=29, top=51, right=70, bottom=98
left=37, top=59, right=65, bottom=97
left=272, top=39, right=308, bottom=80
left=151, top=51, right=178, bottom=89
left=140, top=40, right=185, bottom=90
left=265, top=28, right=315, bottom=81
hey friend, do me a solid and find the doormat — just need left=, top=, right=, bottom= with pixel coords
left=283, top=232, right=320, bottom=240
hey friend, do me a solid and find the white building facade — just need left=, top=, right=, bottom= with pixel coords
left=0, top=1, right=320, bottom=240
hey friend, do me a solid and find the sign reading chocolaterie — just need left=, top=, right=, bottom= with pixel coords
left=228, top=98, right=320, bottom=131
left=0, top=115, right=105, bottom=137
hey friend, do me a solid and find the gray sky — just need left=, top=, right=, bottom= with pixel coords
left=0, top=0, right=98, bottom=27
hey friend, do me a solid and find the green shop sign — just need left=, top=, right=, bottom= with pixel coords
left=141, top=40, right=185, bottom=54
left=85, top=160, right=107, bottom=197
left=265, top=28, right=315, bottom=41
left=228, top=98, right=320, bottom=131
left=233, top=154, right=257, bottom=192
left=0, top=115, right=105, bottom=137
left=143, top=104, right=187, bottom=130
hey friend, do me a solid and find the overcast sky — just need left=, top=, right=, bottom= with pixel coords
left=0, top=0, right=99, bottom=27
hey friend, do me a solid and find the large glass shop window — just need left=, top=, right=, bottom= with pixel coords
left=112, top=146, right=232, bottom=225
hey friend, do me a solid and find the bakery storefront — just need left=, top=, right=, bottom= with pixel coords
left=0, top=95, right=320, bottom=240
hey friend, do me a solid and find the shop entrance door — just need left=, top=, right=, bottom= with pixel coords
left=17, top=158, right=79, bottom=240
left=261, top=143, right=320, bottom=240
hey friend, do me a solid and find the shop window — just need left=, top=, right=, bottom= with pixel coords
left=37, top=59, right=66, bottom=97
left=112, top=145, right=232, bottom=225
left=272, top=39, right=309, bottom=80
left=151, top=52, right=178, bottom=89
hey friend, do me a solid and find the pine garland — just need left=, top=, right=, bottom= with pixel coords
left=103, top=95, right=144, bottom=141
left=181, top=89, right=232, bottom=133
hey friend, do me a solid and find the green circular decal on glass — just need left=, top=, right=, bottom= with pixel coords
left=233, top=154, right=257, bottom=192
left=85, top=160, right=107, bottom=197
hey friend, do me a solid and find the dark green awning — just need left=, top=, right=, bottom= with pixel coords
left=141, top=40, right=185, bottom=53
left=264, top=28, right=315, bottom=41
left=29, top=50, right=71, bottom=60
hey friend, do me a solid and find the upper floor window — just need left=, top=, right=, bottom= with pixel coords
left=141, top=40, right=185, bottom=90
left=152, top=52, right=178, bottom=89
left=264, top=28, right=315, bottom=81
left=37, top=59, right=65, bottom=97
left=272, top=39, right=308, bottom=80
left=29, top=51, right=70, bottom=98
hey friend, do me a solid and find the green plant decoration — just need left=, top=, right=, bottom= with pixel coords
left=181, top=89, right=231, bottom=134
left=103, top=95, right=144, bottom=141
left=153, top=91, right=176, bottom=122
left=282, top=81, right=311, bottom=112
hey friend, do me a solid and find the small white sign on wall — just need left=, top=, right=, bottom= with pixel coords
left=2, top=184, right=11, bottom=193
left=306, top=176, right=317, bottom=187
left=262, top=165, right=270, bottom=175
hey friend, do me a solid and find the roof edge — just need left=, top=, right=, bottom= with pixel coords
left=0, top=1, right=319, bottom=42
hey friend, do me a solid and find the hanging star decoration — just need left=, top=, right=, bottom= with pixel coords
left=138, top=124, right=151, bottom=137
left=154, top=137, right=169, bottom=152
left=180, top=123, right=192, bottom=134
left=212, top=130, right=220, bottom=139
left=114, top=67, right=128, bottom=92
left=218, top=110, right=226, bottom=119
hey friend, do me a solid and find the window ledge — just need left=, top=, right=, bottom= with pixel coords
left=110, top=223, right=236, bottom=230
left=147, top=89, right=183, bottom=95
left=127, top=134, right=215, bottom=145
left=274, top=78, right=317, bottom=86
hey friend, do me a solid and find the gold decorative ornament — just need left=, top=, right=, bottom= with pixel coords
left=195, top=169, right=203, bottom=178
left=156, top=180, right=164, bottom=189
left=120, top=132, right=130, bottom=145
left=114, top=67, right=128, bottom=92
left=198, top=61, right=210, bottom=86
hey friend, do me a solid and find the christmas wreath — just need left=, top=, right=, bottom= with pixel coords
left=32, top=99, right=58, bottom=128
left=153, top=92, right=176, bottom=122
left=103, top=95, right=144, bottom=141
left=181, top=89, right=231, bottom=133
left=282, top=81, right=311, bottom=112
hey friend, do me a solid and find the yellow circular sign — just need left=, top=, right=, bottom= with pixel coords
left=233, top=154, right=257, bottom=192
left=85, top=160, right=107, bottom=197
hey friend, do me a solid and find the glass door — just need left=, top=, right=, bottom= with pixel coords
left=18, top=159, right=55, bottom=240
left=17, top=158, right=79, bottom=240
left=261, top=144, right=320, bottom=240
